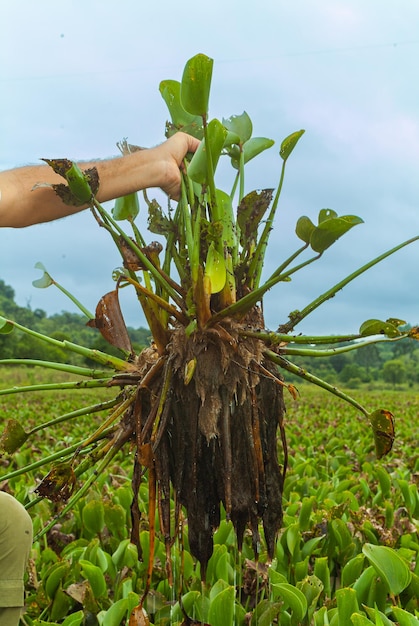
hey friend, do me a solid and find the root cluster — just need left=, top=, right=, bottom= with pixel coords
left=130, top=317, right=286, bottom=578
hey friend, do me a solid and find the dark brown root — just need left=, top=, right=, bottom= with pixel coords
left=126, top=311, right=286, bottom=580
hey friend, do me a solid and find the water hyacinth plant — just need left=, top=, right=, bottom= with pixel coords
left=1, top=52, right=419, bottom=597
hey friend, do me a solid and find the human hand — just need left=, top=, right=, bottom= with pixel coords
left=153, top=132, right=200, bottom=199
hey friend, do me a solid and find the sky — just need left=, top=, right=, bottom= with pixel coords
left=1, top=0, right=419, bottom=337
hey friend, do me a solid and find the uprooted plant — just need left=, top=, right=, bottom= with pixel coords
left=1, top=52, right=419, bottom=606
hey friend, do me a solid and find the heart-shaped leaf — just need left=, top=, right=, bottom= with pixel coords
left=296, top=216, right=316, bottom=244
left=360, top=319, right=402, bottom=338
left=310, top=215, right=363, bottom=253
left=223, top=111, right=253, bottom=143
left=32, top=261, right=54, bottom=288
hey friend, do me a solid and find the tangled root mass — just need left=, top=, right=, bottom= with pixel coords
left=131, top=316, right=286, bottom=578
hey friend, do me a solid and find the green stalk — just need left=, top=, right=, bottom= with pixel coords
left=2, top=426, right=116, bottom=482
left=230, top=171, right=240, bottom=200
left=281, top=334, right=409, bottom=358
left=281, top=235, right=419, bottom=332
left=265, top=351, right=368, bottom=417
left=51, top=281, right=94, bottom=320
left=203, top=121, right=218, bottom=211
left=249, top=159, right=287, bottom=287
left=269, top=252, right=322, bottom=283
left=33, top=435, right=125, bottom=540
left=208, top=257, right=318, bottom=324
left=93, top=199, right=181, bottom=304
left=28, top=398, right=120, bottom=436
left=0, top=378, right=112, bottom=396
left=0, top=317, right=133, bottom=371
left=239, top=149, right=245, bottom=203
left=267, top=243, right=309, bottom=280
left=239, top=329, right=363, bottom=345
left=0, top=358, right=110, bottom=378
left=181, top=178, right=198, bottom=284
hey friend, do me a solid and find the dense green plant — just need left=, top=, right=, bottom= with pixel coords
left=1, top=53, right=419, bottom=623
left=2, top=382, right=418, bottom=624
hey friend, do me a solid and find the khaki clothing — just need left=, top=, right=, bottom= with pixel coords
left=0, top=492, right=33, bottom=626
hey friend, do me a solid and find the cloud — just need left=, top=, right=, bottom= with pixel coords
left=1, top=0, right=419, bottom=340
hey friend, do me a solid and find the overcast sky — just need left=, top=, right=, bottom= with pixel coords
left=1, top=1, right=419, bottom=337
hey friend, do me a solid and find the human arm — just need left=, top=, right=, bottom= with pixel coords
left=0, top=132, right=200, bottom=228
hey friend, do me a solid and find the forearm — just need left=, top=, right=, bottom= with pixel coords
left=0, top=149, right=165, bottom=228
left=0, top=132, right=199, bottom=228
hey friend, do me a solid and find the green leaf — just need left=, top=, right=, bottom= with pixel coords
left=391, top=607, right=419, bottom=625
left=310, top=215, right=364, bottom=253
left=187, top=118, right=227, bottom=184
left=231, top=137, right=275, bottom=168
left=351, top=613, right=376, bottom=625
left=104, top=503, right=126, bottom=539
left=359, top=319, right=402, bottom=338
left=82, top=500, right=105, bottom=535
left=364, top=606, right=394, bottom=626
left=297, top=575, right=324, bottom=623
left=353, top=566, right=376, bottom=606
left=335, top=587, right=359, bottom=625
left=280, top=129, right=305, bottom=161
left=295, top=216, right=315, bottom=244
left=42, top=159, right=94, bottom=204
left=79, top=560, right=107, bottom=598
left=181, top=53, right=213, bottom=118
left=0, top=316, right=14, bottom=333
left=32, top=261, right=54, bottom=288
left=270, top=583, right=308, bottom=624
left=102, top=598, right=129, bottom=626
left=318, top=208, right=337, bottom=223
left=362, top=543, right=412, bottom=595
left=223, top=111, right=253, bottom=143
left=159, top=79, right=202, bottom=128
left=0, top=418, right=28, bottom=453
left=369, top=409, right=395, bottom=458
left=251, top=600, right=282, bottom=626
left=61, top=611, right=84, bottom=626
left=205, top=242, right=226, bottom=294
left=207, top=585, right=235, bottom=626
left=112, top=192, right=139, bottom=221
left=341, top=554, right=365, bottom=587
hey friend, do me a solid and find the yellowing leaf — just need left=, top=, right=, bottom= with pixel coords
left=205, top=243, right=226, bottom=294
left=369, top=409, right=395, bottom=458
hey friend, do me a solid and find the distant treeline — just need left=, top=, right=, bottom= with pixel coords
left=1, top=278, right=419, bottom=385
left=0, top=279, right=151, bottom=366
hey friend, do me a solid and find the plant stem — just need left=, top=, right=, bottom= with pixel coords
left=281, top=334, right=410, bottom=358
left=92, top=199, right=181, bottom=304
left=51, top=280, right=94, bottom=319
left=239, top=329, right=362, bottom=345
left=2, top=427, right=116, bottom=482
left=0, top=317, right=133, bottom=371
left=0, top=378, right=113, bottom=396
left=0, top=358, right=110, bottom=378
left=29, top=397, right=120, bottom=436
left=250, top=159, right=287, bottom=287
left=265, top=350, right=368, bottom=416
left=280, top=235, right=419, bottom=333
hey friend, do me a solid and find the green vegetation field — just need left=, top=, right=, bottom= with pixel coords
left=1, top=367, right=418, bottom=625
